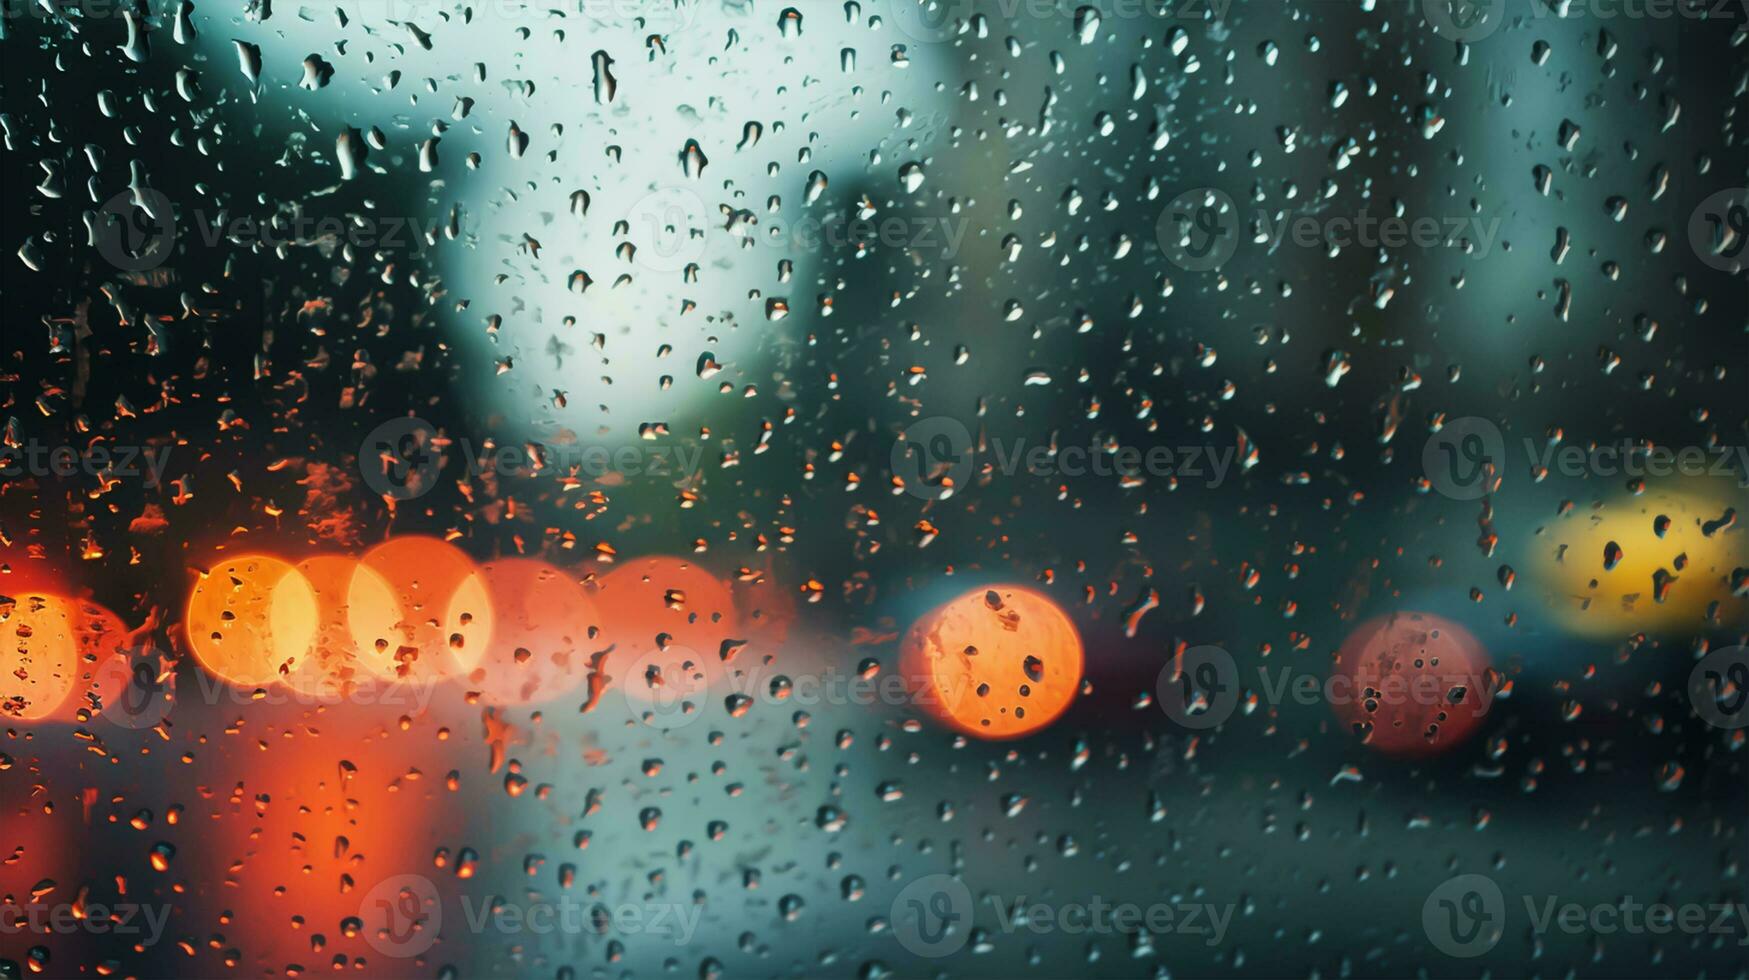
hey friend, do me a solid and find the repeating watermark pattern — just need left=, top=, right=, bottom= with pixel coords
left=1155, top=645, right=1496, bottom=730
left=360, top=417, right=442, bottom=501
left=887, top=0, right=1231, bottom=45
left=360, top=874, right=702, bottom=959
left=94, top=188, right=177, bottom=273
left=360, top=874, right=443, bottom=959
left=85, top=187, right=447, bottom=273
left=191, top=211, right=446, bottom=257
left=1688, top=645, right=1749, bottom=730
left=620, top=648, right=1002, bottom=730
left=891, top=875, right=976, bottom=957
left=1423, top=874, right=1506, bottom=957
left=89, top=648, right=175, bottom=730
left=1422, top=0, right=1746, bottom=43
left=891, top=417, right=976, bottom=500
left=619, top=644, right=716, bottom=731
left=77, top=647, right=447, bottom=728
left=624, top=186, right=970, bottom=273
left=0, top=900, right=172, bottom=947
left=0, top=443, right=172, bottom=485
left=1422, top=417, right=1749, bottom=500
left=1157, top=187, right=1505, bottom=272
left=358, top=417, right=705, bottom=501
left=1157, top=188, right=1241, bottom=272
left=1421, top=416, right=1507, bottom=501
left=889, top=874, right=1233, bottom=958
left=1422, top=0, right=1506, bottom=41
left=1689, top=187, right=1747, bottom=273
left=891, top=417, right=1251, bottom=500
left=584, top=0, right=699, bottom=33
left=181, top=666, right=445, bottom=714
left=1425, top=873, right=1749, bottom=958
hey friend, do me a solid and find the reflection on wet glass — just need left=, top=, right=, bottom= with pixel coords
left=1, top=1, right=1745, bottom=977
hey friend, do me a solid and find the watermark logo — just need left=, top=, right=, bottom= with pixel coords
left=1423, top=417, right=1505, bottom=500
left=1426, top=874, right=1749, bottom=958
left=626, top=186, right=713, bottom=273
left=620, top=644, right=716, bottom=730
left=95, top=188, right=176, bottom=273
left=360, top=874, right=703, bottom=956
left=582, top=0, right=699, bottom=34
left=891, top=874, right=974, bottom=957
left=1154, top=644, right=1499, bottom=731
left=1423, top=0, right=1507, bottom=41
left=360, top=874, right=442, bottom=958
left=93, top=646, right=174, bottom=730
left=1156, top=188, right=1239, bottom=272
left=1422, top=419, right=1748, bottom=499
left=359, top=417, right=442, bottom=501
left=1156, top=645, right=1240, bottom=730
left=0, top=899, right=171, bottom=947
left=1689, top=187, right=1747, bottom=274
left=889, top=876, right=1234, bottom=957
left=1158, top=188, right=1507, bottom=271
left=194, top=211, right=445, bottom=257
left=888, top=0, right=1229, bottom=44
left=1424, top=874, right=1506, bottom=957
left=0, top=443, right=172, bottom=485
left=623, top=185, right=972, bottom=272
left=889, top=0, right=973, bottom=43
left=891, top=417, right=974, bottom=500
left=890, top=420, right=1251, bottom=498
left=1689, top=645, right=1749, bottom=730
left=360, top=417, right=708, bottom=502
left=88, top=186, right=446, bottom=272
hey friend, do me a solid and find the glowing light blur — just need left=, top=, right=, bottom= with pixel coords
left=347, top=538, right=493, bottom=684
left=278, top=555, right=370, bottom=701
left=0, top=592, right=81, bottom=721
left=1524, top=487, right=1744, bottom=637
left=593, top=555, right=737, bottom=714
left=1329, top=612, right=1494, bottom=756
left=186, top=555, right=318, bottom=688
left=899, top=585, right=1084, bottom=740
left=467, top=558, right=599, bottom=706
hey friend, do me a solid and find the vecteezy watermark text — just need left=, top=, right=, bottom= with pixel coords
left=888, top=0, right=1230, bottom=44
left=1422, top=0, right=1749, bottom=44
left=84, top=187, right=449, bottom=273
left=1154, top=644, right=1498, bottom=730
left=0, top=442, right=172, bottom=485
left=889, top=417, right=1253, bottom=500
left=1421, top=417, right=1749, bottom=499
left=889, top=874, right=1233, bottom=958
left=358, top=875, right=702, bottom=959
left=358, top=416, right=706, bottom=501
left=1424, top=874, right=1749, bottom=958
left=0, top=900, right=171, bottom=947
left=1156, top=188, right=1505, bottom=272
left=625, top=186, right=971, bottom=272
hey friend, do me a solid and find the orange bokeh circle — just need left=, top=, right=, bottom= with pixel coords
left=277, top=555, right=371, bottom=701
left=347, top=537, right=492, bottom=684
left=0, top=592, right=82, bottom=721
left=186, top=554, right=319, bottom=688
left=58, top=597, right=132, bottom=722
left=1328, top=612, right=1494, bottom=756
left=592, top=556, right=737, bottom=714
left=467, top=558, right=599, bottom=705
left=593, top=555, right=737, bottom=659
left=900, top=585, right=1084, bottom=739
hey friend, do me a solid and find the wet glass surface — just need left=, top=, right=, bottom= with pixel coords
left=1, top=1, right=1746, bottom=977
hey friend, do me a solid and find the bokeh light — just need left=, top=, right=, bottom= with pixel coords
left=900, top=585, right=1084, bottom=740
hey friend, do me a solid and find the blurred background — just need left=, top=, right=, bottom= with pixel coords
left=1, top=0, right=1746, bottom=977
